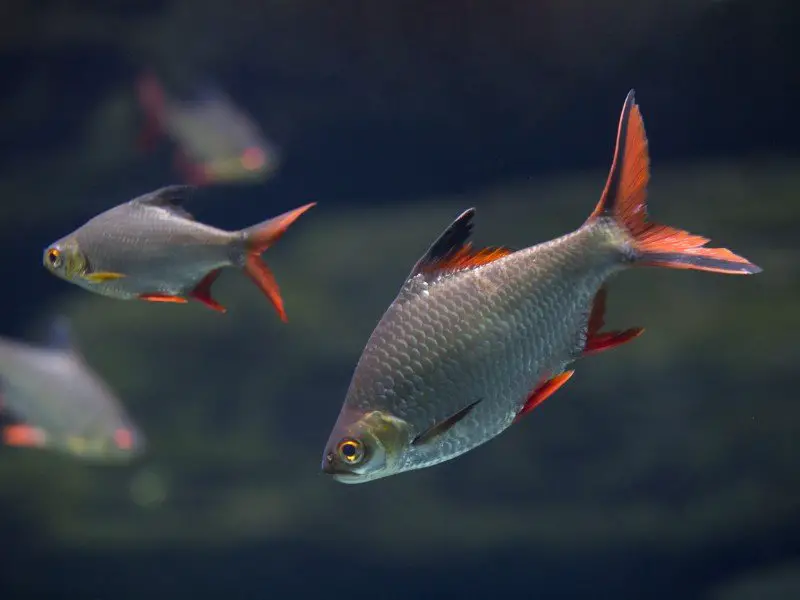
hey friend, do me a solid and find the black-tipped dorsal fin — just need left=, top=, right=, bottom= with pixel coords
left=132, top=185, right=196, bottom=220
left=406, top=208, right=512, bottom=284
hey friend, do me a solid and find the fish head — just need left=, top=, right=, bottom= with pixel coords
left=321, top=409, right=411, bottom=484
left=43, top=237, right=89, bottom=283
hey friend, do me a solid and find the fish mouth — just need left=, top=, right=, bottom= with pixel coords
left=321, top=454, right=362, bottom=483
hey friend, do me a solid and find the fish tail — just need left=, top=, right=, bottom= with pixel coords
left=238, top=203, right=316, bottom=322
left=587, top=90, right=761, bottom=276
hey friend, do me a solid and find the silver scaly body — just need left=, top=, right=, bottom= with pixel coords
left=67, top=199, right=238, bottom=299
left=339, top=218, right=630, bottom=473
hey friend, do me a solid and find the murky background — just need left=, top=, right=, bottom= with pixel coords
left=0, top=2, right=797, bottom=599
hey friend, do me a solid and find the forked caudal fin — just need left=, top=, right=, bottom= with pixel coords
left=240, top=203, right=316, bottom=322
left=587, top=90, right=761, bottom=276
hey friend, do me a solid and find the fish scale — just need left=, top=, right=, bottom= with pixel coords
left=344, top=224, right=622, bottom=475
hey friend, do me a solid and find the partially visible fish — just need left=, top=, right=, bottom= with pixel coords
left=321, top=89, right=762, bottom=484
left=43, top=185, right=314, bottom=321
left=137, top=71, right=280, bottom=186
left=0, top=318, right=144, bottom=462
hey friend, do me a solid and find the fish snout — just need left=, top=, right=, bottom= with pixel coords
left=321, top=450, right=361, bottom=483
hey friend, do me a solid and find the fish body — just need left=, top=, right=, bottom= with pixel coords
left=0, top=319, right=144, bottom=461
left=137, top=72, right=280, bottom=185
left=322, top=90, right=761, bottom=484
left=43, top=185, right=314, bottom=321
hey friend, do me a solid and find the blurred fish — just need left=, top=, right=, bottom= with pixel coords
left=322, top=90, right=762, bottom=484
left=0, top=318, right=144, bottom=462
left=43, top=185, right=314, bottom=321
left=137, top=71, right=280, bottom=186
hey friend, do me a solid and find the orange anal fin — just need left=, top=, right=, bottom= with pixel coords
left=583, top=287, right=644, bottom=356
left=3, top=425, right=47, bottom=448
left=514, top=371, right=575, bottom=424
left=138, top=293, right=189, bottom=304
left=243, top=255, right=287, bottom=322
left=190, top=269, right=226, bottom=313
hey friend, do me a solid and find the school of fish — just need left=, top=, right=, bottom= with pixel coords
left=0, top=86, right=761, bottom=485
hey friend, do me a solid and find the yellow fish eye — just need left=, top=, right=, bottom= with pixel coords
left=337, top=438, right=364, bottom=464
left=46, top=248, right=63, bottom=269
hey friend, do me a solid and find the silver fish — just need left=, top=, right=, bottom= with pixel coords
left=43, top=185, right=314, bottom=321
left=0, top=318, right=144, bottom=462
left=137, top=72, right=280, bottom=186
left=322, top=90, right=761, bottom=484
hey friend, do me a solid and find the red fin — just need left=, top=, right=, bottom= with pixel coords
left=3, top=425, right=47, bottom=448
left=136, top=71, right=166, bottom=152
left=583, top=287, right=644, bottom=356
left=139, top=293, right=188, bottom=304
left=243, top=257, right=286, bottom=322
left=240, top=203, right=316, bottom=322
left=514, top=371, right=575, bottom=424
left=190, top=269, right=226, bottom=313
left=420, top=244, right=512, bottom=275
left=588, top=90, right=761, bottom=276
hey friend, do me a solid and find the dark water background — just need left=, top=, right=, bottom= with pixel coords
left=1, top=2, right=798, bottom=599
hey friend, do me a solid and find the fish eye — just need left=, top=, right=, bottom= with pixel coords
left=337, top=438, right=364, bottom=465
left=46, top=248, right=63, bottom=268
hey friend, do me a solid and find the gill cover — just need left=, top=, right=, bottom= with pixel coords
left=322, top=410, right=410, bottom=483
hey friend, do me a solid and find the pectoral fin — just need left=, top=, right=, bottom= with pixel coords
left=83, top=272, right=126, bottom=283
left=411, top=399, right=482, bottom=447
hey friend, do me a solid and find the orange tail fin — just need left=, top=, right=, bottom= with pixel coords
left=588, top=90, right=761, bottom=276
left=240, top=203, right=315, bottom=322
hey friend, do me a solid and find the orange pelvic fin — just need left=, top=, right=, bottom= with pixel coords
left=3, top=424, right=48, bottom=448
left=189, top=269, right=226, bottom=313
left=588, top=90, right=761, bottom=276
left=583, top=287, right=644, bottom=356
left=138, top=293, right=189, bottom=304
left=514, top=370, right=575, bottom=424
left=240, top=203, right=316, bottom=322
